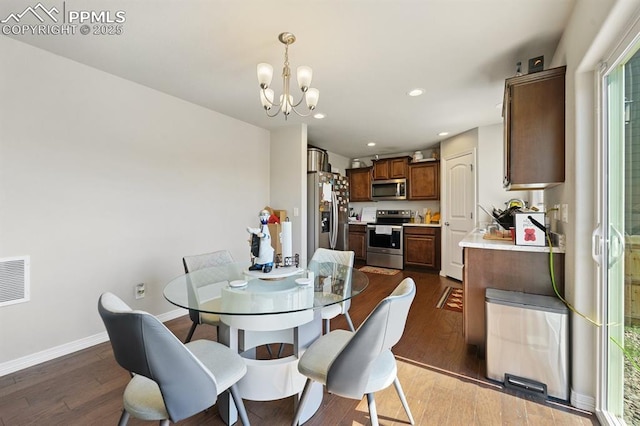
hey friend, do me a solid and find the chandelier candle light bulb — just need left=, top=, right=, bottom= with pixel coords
left=257, top=32, right=319, bottom=119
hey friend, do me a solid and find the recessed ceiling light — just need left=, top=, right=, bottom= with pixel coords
left=438, top=132, right=449, bottom=136
left=313, top=113, right=326, bottom=119
left=367, top=142, right=376, bottom=147
left=407, top=88, right=424, bottom=97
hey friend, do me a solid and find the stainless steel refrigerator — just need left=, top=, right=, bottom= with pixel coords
left=307, top=171, right=349, bottom=259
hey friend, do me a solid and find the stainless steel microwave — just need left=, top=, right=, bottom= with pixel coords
left=371, top=179, right=407, bottom=201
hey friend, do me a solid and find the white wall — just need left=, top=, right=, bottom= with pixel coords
left=326, top=151, right=350, bottom=176
left=477, top=124, right=529, bottom=226
left=441, top=128, right=477, bottom=159
left=270, top=125, right=307, bottom=263
left=0, top=37, right=270, bottom=368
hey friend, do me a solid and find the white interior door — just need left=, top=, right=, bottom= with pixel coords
left=442, top=151, right=475, bottom=280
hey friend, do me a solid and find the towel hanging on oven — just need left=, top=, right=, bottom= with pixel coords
left=375, top=225, right=393, bottom=235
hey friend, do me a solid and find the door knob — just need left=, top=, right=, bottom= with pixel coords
left=444, top=222, right=450, bottom=226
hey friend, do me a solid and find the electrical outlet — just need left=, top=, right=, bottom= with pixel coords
left=561, top=204, right=569, bottom=223
left=135, top=283, right=145, bottom=299
left=553, top=204, right=561, bottom=221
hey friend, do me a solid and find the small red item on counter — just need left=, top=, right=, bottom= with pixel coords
left=267, top=214, right=280, bottom=224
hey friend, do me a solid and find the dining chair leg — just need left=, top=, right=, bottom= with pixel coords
left=344, top=312, right=355, bottom=332
left=117, top=410, right=129, bottom=426
left=184, top=321, right=198, bottom=343
left=366, top=393, right=379, bottom=426
left=159, top=420, right=170, bottom=426
left=323, top=318, right=330, bottom=334
left=266, top=344, right=274, bottom=358
left=229, top=384, right=251, bottom=425
left=393, top=377, right=415, bottom=425
left=291, top=378, right=313, bottom=426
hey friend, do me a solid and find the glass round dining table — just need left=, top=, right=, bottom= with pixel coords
left=163, top=260, right=368, bottom=316
left=163, top=260, right=368, bottom=425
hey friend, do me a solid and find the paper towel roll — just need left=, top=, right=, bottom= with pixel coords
left=281, top=221, right=293, bottom=260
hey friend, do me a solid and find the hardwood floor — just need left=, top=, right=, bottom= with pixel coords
left=0, top=269, right=597, bottom=425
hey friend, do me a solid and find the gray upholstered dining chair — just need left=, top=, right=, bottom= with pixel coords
left=291, top=278, right=416, bottom=426
left=310, top=248, right=356, bottom=333
left=98, top=292, right=250, bottom=426
left=182, top=249, right=234, bottom=343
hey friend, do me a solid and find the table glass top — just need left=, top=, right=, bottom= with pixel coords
left=163, top=261, right=368, bottom=316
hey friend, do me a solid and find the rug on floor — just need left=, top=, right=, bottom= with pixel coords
left=358, top=266, right=400, bottom=275
left=436, top=286, right=463, bottom=313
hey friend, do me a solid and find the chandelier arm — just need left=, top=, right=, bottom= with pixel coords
left=265, top=105, right=283, bottom=117
left=289, top=105, right=315, bottom=117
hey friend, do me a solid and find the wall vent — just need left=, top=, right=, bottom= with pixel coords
left=0, top=256, right=30, bottom=307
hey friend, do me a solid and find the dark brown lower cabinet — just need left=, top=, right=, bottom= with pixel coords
left=403, top=226, right=440, bottom=270
left=348, top=224, right=367, bottom=261
left=462, top=246, right=565, bottom=354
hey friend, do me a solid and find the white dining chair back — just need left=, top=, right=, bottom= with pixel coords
left=98, top=292, right=250, bottom=425
left=182, top=250, right=234, bottom=343
left=310, top=248, right=356, bottom=333
left=292, top=278, right=416, bottom=426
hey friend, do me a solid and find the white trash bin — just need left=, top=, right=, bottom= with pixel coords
left=485, top=288, right=569, bottom=401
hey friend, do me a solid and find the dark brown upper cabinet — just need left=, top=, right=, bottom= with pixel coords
left=503, top=66, right=566, bottom=191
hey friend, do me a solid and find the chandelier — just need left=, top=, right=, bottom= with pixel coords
left=257, top=32, right=319, bottom=119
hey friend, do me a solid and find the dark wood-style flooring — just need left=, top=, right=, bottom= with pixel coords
left=0, top=269, right=598, bottom=425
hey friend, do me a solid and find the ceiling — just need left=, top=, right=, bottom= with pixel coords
left=1, top=0, right=575, bottom=159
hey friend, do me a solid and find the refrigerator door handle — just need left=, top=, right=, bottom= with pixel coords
left=330, top=191, right=338, bottom=249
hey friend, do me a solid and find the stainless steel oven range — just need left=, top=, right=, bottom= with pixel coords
left=366, top=210, right=411, bottom=269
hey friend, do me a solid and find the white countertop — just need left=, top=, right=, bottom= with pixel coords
left=403, top=223, right=441, bottom=228
left=459, top=229, right=565, bottom=253
left=349, top=221, right=441, bottom=228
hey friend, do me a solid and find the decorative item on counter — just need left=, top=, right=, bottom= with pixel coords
left=360, top=207, right=377, bottom=223
left=262, top=206, right=287, bottom=224
left=431, top=212, right=440, bottom=223
left=514, top=212, right=546, bottom=246
left=247, top=209, right=275, bottom=273
left=274, top=253, right=300, bottom=269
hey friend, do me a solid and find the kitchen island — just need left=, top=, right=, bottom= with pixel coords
left=459, top=229, right=565, bottom=355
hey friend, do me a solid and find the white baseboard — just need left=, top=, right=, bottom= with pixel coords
left=0, top=308, right=187, bottom=377
left=157, top=307, right=188, bottom=323
left=571, top=388, right=596, bottom=412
